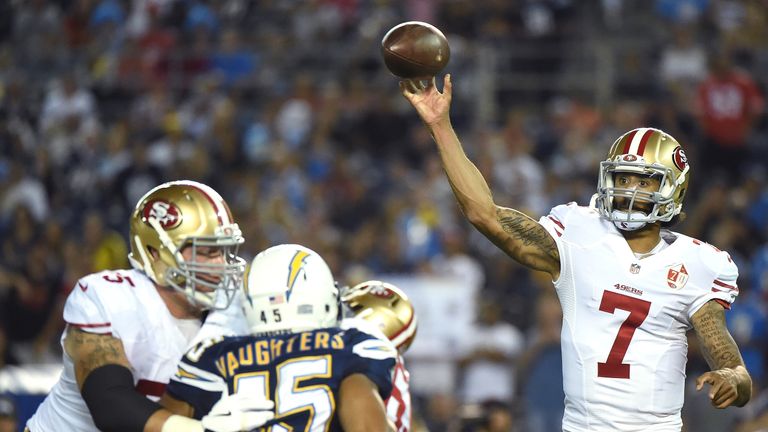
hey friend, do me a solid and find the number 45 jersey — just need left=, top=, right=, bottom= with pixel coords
left=539, top=203, right=739, bottom=432
left=167, top=327, right=397, bottom=431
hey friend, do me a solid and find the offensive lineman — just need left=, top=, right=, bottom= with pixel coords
left=401, top=75, right=752, bottom=431
left=26, top=181, right=265, bottom=432
left=161, top=244, right=398, bottom=431
left=341, top=280, right=417, bottom=432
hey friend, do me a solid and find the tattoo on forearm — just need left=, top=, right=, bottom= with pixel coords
left=495, top=208, right=559, bottom=267
left=496, top=208, right=558, bottom=256
left=693, top=301, right=742, bottom=369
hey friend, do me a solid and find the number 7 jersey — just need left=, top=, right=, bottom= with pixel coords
left=538, top=203, right=739, bottom=432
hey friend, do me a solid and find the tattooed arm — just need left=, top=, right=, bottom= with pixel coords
left=64, top=325, right=132, bottom=388
left=691, top=300, right=752, bottom=408
left=401, top=75, right=560, bottom=278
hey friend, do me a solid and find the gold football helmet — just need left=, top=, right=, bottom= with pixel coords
left=342, top=280, right=417, bottom=352
left=128, top=180, right=246, bottom=309
left=595, top=127, right=690, bottom=230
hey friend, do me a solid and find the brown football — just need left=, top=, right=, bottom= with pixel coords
left=381, top=21, right=450, bottom=80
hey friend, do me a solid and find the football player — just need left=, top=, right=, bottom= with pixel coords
left=161, top=244, right=398, bottom=431
left=342, top=280, right=418, bottom=432
left=401, top=75, right=752, bottom=431
left=26, top=180, right=262, bottom=432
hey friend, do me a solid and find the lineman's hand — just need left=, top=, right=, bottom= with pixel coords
left=201, top=392, right=275, bottom=432
left=696, top=369, right=740, bottom=408
left=400, top=74, right=452, bottom=127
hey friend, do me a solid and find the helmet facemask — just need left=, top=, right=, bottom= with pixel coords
left=136, top=217, right=246, bottom=310
left=596, top=157, right=688, bottom=231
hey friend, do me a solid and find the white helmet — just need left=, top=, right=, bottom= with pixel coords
left=244, top=244, right=339, bottom=335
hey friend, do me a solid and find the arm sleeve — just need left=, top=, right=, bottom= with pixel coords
left=165, top=341, right=228, bottom=419
left=343, top=330, right=397, bottom=400
left=688, top=247, right=740, bottom=319
left=63, top=277, right=114, bottom=335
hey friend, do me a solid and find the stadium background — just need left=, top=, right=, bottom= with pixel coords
left=0, top=0, right=767, bottom=431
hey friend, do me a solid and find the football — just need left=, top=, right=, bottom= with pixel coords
left=381, top=21, right=450, bottom=80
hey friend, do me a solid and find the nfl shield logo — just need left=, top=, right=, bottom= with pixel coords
left=630, top=263, right=641, bottom=274
left=666, top=264, right=689, bottom=289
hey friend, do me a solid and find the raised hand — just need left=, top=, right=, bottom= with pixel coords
left=696, top=369, right=741, bottom=409
left=400, top=74, right=452, bottom=127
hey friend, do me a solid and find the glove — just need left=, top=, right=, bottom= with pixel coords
left=201, top=392, right=276, bottom=432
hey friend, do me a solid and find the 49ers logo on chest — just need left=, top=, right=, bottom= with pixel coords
left=666, top=263, right=689, bottom=289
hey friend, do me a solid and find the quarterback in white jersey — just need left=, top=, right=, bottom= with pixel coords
left=26, top=181, right=260, bottom=432
left=401, top=75, right=752, bottom=432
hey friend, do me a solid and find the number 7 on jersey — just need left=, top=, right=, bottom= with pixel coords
left=598, top=290, right=651, bottom=379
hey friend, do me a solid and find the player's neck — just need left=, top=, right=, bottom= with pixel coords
left=156, top=285, right=204, bottom=319
left=620, top=223, right=662, bottom=255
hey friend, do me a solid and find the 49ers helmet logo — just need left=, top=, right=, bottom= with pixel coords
left=143, top=199, right=182, bottom=229
left=368, top=283, right=395, bottom=298
left=621, top=154, right=638, bottom=162
left=672, top=147, right=688, bottom=171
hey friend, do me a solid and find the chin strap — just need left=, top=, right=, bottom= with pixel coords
left=611, top=210, right=648, bottom=231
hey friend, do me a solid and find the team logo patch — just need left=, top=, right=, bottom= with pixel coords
left=672, top=146, right=688, bottom=171
left=283, top=250, right=311, bottom=302
left=666, top=263, right=688, bottom=289
left=622, top=154, right=638, bottom=162
left=143, top=199, right=182, bottom=229
left=629, top=263, right=641, bottom=274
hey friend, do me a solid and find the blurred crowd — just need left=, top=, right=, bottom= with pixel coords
left=0, top=0, right=767, bottom=431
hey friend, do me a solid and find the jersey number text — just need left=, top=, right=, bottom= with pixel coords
left=598, top=290, right=651, bottom=379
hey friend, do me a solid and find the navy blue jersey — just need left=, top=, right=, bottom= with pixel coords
left=167, top=327, right=397, bottom=431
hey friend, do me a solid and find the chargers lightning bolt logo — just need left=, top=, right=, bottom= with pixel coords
left=285, top=250, right=311, bottom=301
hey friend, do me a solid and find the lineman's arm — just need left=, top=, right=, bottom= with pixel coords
left=64, top=326, right=165, bottom=431
left=338, top=374, right=395, bottom=432
left=401, top=75, right=560, bottom=279
left=691, top=300, right=752, bottom=408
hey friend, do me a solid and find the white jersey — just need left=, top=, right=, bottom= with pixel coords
left=197, top=306, right=410, bottom=430
left=538, top=203, right=739, bottom=432
left=27, top=269, right=200, bottom=432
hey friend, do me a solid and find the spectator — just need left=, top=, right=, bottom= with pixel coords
left=519, top=294, right=564, bottom=432
left=695, top=49, right=764, bottom=177
left=458, top=298, right=525, bottom=405
left=0, top=395, right=17, bottom=432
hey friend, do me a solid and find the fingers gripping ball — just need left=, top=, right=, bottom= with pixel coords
left=381, top=21, right=450, bottom=80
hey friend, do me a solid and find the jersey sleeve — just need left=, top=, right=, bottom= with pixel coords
left=62, top=276, right=114, bottom=335
left=165, top=337, right=229, bottom=419
left=342, top=329, right=397, bottom=400
left=688, top=245, right=740, bottom=318
left=537, top=202, right=575, bottom=241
